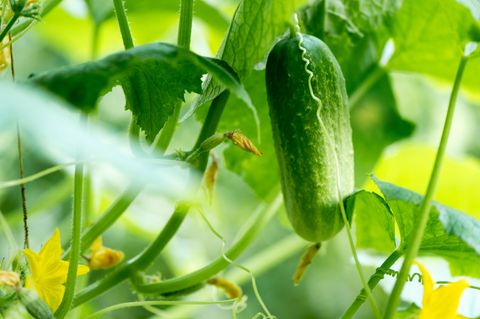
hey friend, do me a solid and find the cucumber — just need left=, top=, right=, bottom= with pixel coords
left=18, top=288, right=54, bottom=319
left=265, top=32, right=354, bottom=242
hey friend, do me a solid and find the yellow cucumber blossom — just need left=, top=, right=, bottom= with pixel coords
left=23, top=228, right=89, bottom=311
left=415, top=261, right=469, bottom=319
left=0, top=270, right=20, bottom=288
left=88, top=237, right=124, bottom=270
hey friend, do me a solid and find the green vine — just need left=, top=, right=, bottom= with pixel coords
left=383, top=55, right=470, bottom=319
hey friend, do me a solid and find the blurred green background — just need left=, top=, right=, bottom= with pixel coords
left=1, top=0, right=480, bottom=318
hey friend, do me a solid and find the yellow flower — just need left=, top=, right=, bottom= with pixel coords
left=415, top=261, right=469, bottom=319
left=23, top=229, right=89, bottom=311
left=88, top=237, right=124, bottom=270
left=0, top=270, right=20, bottom=288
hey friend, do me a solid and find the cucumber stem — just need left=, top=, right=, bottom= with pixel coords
left=341, top=250, right=403, bottom=319
left=112, top=0, right=134, bottom=49
left=55, top=126, right=86, bottom=318
left=383, top=55, right=469, bottom=319
left=0, top=12, right=20, bottom=43
left=155, top=0, right=194, bottom=151
left=73, top=92, right=232, bottom=306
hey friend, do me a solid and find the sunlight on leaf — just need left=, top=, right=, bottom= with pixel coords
left=367, top=144, right=480, bottom=218
left=387, top=0, right=480, bottom=92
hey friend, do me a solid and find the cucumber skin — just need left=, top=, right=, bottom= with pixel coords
left=266, top=33, right=354, bottom=242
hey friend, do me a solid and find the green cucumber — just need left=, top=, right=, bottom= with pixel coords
left=18, top=288, right=54, bottom=319
left=265, top=32, right=354, bottom=242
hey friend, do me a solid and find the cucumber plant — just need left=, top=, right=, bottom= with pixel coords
left=266, top=30, right=354, bottom=243
left=0, top=0, right=480, bottom=318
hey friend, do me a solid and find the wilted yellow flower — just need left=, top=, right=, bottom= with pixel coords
left=203, top=155, right=219, bottom=204
left=415, top=261, right=469, bottom=319
left=292, top=242, right=321, bottom=286
left=207, top=276, right=242, bottom=300
left=89, top=237, right=124, bottom=270
left=224, top=131, right=262, bottom=156
left=0, top=270, right=20, bottom=288
left=23, top=229, right=89, bottom=311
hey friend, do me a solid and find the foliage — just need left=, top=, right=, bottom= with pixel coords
left=0, top=0, right=479, bottom=318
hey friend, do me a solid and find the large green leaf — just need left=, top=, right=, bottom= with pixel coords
left=300, top=0, right=401, bottom=91
left=198, top=0, right=306, bottom=106
left=217, top=70, right=279, bottom=199
left=30, top=42, right=251, bottom=140
left=387, top=0, right=480, bottom=91
left=374, top=178, right=480, bottom=277
left=348, top=190, right=396, bottom=253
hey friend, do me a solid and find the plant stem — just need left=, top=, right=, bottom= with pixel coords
left=0, top=13, right=19, bottom=43
left=341, top=250, right=403, bottom=319
left=383, top=56, right=469, bottom=319
left=73, top=93, right=231, bottom=306
left=133, top=194, right=282, bottom=294
left=9, top=0, right=64, bottom=39
left=63, top=184, right=143, bottom=258
left=91, top=23, right=100, bottom=59
left=55, top=159, right=85, bottom=318
left=340, top=202, right=381, bottom=318
left=112, top=0, right=134, bottom=49
left=87, top=299, right=236, bottom=319
left=16, top=125, right=29, bottom=249
left=71, top=203, right=192, bottom=305
left=155, top=0, right=195, bottom=151
left=192, top=91, right=230, bottom=170
left=177, top=0, right=194, bottom=50
left=155, top=102, right=182, bottom=152
left=129, top=202, right=190, bottom=270
left=73, top=264, right=130, bottom=307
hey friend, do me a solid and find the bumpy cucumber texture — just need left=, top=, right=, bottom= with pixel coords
left=266, top=32, right=354, bottom=242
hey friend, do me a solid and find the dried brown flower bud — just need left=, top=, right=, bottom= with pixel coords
left=207, top=276, right=242, bottom=299
left=224, top=130, right=262, bottom=156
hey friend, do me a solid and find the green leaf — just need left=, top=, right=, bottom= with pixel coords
left=217, top=70, right=278, bottom=199
left=300, top=0, right=401, bottom=91
left=348, top=190, right=396, bottom=253
left=30, top=43, right=251, bottom=140
left=198, top=0, right=306, bottom=106
left=387, top=0, right=480, bottom=91
left=374, top=178, right=480, bottom=277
